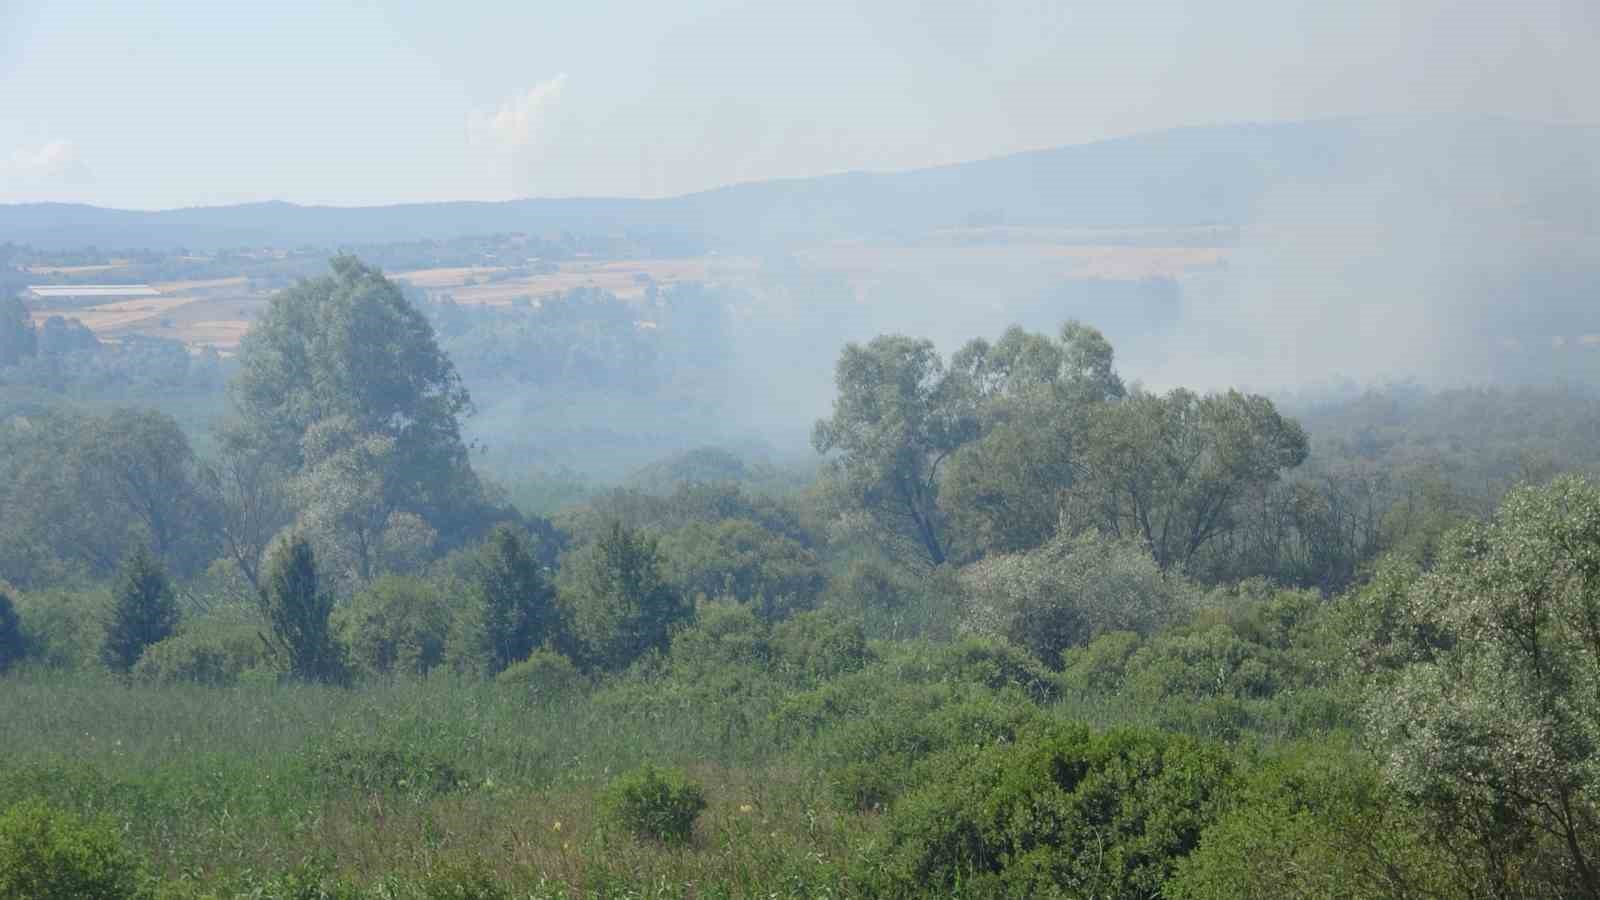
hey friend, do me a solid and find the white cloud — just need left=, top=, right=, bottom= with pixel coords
left=5, top=138, right=82, bottom=178
left=0, top=138, right=93, bottom=201
left=469, top=74, right=568, bottom=151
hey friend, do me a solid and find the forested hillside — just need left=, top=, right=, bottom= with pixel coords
left=3, top=257, right=1600, bottom=897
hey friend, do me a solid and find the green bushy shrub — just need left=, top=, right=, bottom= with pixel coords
left=494, top=648, right=587, bottom=701
left=0, top=799, right=146, bottom=899
left=341, top=575, right=452, bottom=678
left=770, top=608, right=869, bottom=683
left=864, top=723, right=1235, bottom=898
left=600, top=763, right=706, bottom=845
left=131, top=604, right=270, bottom=686
left=14, top=588, right=105, bottom=671
left=1169, top=745, right=1458, bottom=899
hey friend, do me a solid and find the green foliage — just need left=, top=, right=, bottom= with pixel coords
left=304, top=741, right=471, bottom=798
left=10, top=588, right=102, bottom=671
left=461, top=524, right=557, bottom=676
left=226, top=255, right=484, bottom=541
left=865, top=723, right=1235, bottom=898
left=341, top=575, right=451, bottom=678
left=659, top=517, right=824, bottom=620
left=600, top=763, right=707, bottom=845
left=100, top=546, right=178, bottom=674
left=259, top=535, right=345, bottom=684
left=963, top=530, right=1193, bottom=667
left=1069, top=387, right=1309, bottom=572
left=559, top=522, right=691, bottom=672
left=0, top=799, right=146, bottom=900
left=494, top=648, right=586, bottom=702
left=812, top=334, right=972, bottom=566
left=1169, top=745, right=1459, bottom=900
left=1363, top=475, right=1600, bottom=896
left=0, top=591, right=23, bottom=674
left=132, top=604, right=270, bottom=686
left=769, top=608, right=870, bottom=683
left=0, top=294, right=37, bottom=368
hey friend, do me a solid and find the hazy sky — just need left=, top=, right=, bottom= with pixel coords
left=2, top=0, right=1596, bottom=209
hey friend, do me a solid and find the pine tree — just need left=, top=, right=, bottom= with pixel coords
left=471, top=524, right=557, bottom=675
left=0, top=590, right=25, bottom=673
left=259, top=534, right=344, bottom=684
left=100, top=546, right=178, bottom=673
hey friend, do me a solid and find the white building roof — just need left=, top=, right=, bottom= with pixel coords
left=25, top=284, right=161, bottom=300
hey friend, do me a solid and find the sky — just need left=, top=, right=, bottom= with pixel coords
left=2, top=0, right=1598, bottom=209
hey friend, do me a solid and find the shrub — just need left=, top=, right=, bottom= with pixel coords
left=342, top=575, right=452, bottom=678
left=415, top=856, right=509, bottom=900
left=131, top=605, right=270, bottom=686
left=600, top=763, right=706, bottom=845
left=865, top=723, right=1235, bottom=897
left=494, top=648, right=587, bottom=702
left=770, top=608, right=869, bottom=683
left=0, top=799, right=146, bottom=899
left=962, top=530, right=1194, bottom=667
left=10, top=589, right=103, bottom=671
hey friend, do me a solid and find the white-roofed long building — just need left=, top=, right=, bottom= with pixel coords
left=25, top=284, right=161, bottom=303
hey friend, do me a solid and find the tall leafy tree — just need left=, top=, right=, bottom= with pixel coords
left=812, top=335, right=975, bottom=566
left=226, top=255, right=479, bottom=533
left=1068, top=388, right=1309, bottom=571
left=559, top=523, right=690, bottom=671
left=100, top=545, right=178, bottom=673
left=259, top=535, right=343, bottom=684
left=79, top=408, right=219, bottom=574
left=815, top=322, right=1124, bottom=566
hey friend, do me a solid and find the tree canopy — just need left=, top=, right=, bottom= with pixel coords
left=226, top=256, right=480, bottom=535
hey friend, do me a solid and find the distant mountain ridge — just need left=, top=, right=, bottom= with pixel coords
left=3, top=117, right=1596, bottom=251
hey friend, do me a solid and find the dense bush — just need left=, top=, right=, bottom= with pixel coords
left=131, top=604, right=270, bottom=686
left=1169, top=745, right=1457, bottom=900
left=341, top=575, right=452, bottom=678
left=0, top=799, right=146, bottom=899
left=962, top=530, right=1194, bottom=668
left=865, top=724, right=1235, bottom=898
left=600, top=763, right=707, bottom=845
left=494, top=648, right=587, bottom=701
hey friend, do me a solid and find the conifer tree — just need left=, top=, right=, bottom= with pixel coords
left=100, top=545, right=178, bottom=673
left=259, top=534, right=344, bottom=684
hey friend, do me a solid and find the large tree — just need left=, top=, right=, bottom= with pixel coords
left=812, top=335, right=975, bottom=566
left=814, top=322, right=1124, bottom=566
left=1067, top=388, right=1309, bottom=571
left=226, top=256, right=479, bottom=534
